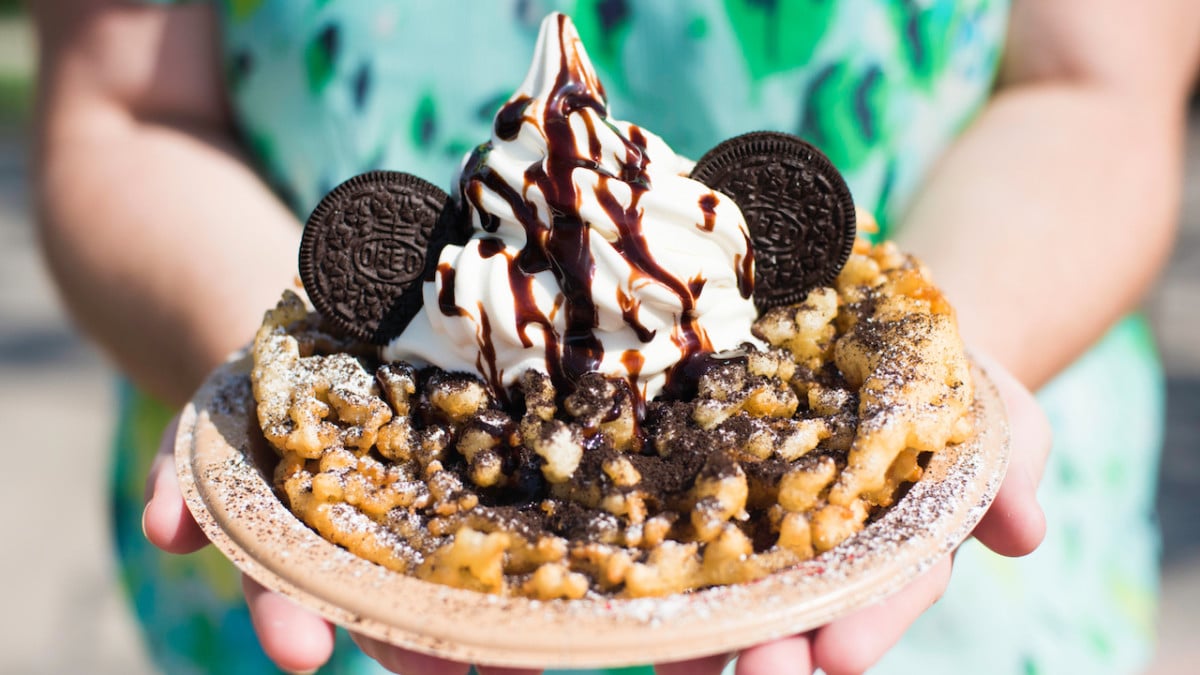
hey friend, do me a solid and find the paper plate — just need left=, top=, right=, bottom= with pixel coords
left=176, top=353, right=1009, bottom=668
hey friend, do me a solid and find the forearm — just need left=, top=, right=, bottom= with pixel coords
left=897, top=83, right=1186, bottom=389
left=37, top=112, right=300, bottom=406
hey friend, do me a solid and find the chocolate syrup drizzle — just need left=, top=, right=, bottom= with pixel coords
left=698, top=193, right=719, bottom=233
left=446, top=15, right=727, bottom=405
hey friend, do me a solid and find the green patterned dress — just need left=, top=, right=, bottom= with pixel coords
left=114, top=2, right=1164, bottom=673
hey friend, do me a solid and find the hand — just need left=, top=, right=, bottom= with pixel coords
left=144, top=354, right=1049, bottom=675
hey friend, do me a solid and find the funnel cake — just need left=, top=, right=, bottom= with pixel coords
left=176, top=257, right=1008, bottom=666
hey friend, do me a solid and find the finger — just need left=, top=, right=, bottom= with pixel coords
left=735, top=636, right=813, bottom=675
left=655, top=652, right=732, bottom=675
left=374, top=649, right=471, bottom=675
left=971, top=354, right=1051, bottom=557
left=243, top=575, right=335, bottom=673
left=348, top=632, right=389, bottom=668
left=475, top=665, right=543, bottom=675
left=811, top=555, right=953, bottom=675
left=348, top=634, right=472, bottom=675
left=142, top=415, right=210, bottom=554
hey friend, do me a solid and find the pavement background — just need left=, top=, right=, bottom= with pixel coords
left=0, top=15, right=1197, bottom=675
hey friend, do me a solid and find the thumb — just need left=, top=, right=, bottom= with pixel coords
left=142, top=414, right=211, bottom=554
left=970, top=352, right=1050, bottom=557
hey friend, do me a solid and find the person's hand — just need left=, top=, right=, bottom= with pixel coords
left=144, top=354, right=1049, bottom=675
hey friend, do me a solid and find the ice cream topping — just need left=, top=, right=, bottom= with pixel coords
left=385, top=13, right=756, bottom=402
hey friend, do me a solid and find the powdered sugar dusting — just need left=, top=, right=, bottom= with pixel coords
left=178, top=354, right=1008, bottom=668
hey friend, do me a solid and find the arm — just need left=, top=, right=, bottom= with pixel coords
left=898, top=0, right=1200, bottom=389
left=36, top=4, right=408, bottom=672
left=33, top=0, right=300, bottom=407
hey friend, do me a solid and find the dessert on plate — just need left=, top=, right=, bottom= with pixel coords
left=244, top=12, right=977, bottom=601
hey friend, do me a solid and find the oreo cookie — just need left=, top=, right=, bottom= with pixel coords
left=299, top=171, right=468, bottom=344
left=690, top=132, right=856, bottom=311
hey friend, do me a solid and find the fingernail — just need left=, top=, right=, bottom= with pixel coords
left=140, top=502, right=153, bottom=541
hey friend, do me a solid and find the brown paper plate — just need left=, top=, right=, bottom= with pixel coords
left=177, top=353, right=1009, bottom=668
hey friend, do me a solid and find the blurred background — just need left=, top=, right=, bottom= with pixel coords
left=1, top=5, right=1197, bottom=674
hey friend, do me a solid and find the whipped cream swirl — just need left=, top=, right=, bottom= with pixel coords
left=385, top=13, right=757, bottom=401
